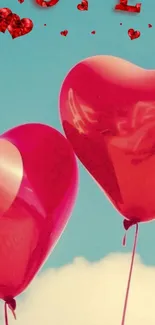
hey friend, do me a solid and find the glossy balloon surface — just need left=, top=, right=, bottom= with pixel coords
left=0, top=123, right=78, bottom=300
left=0, top=139, right=23, bottom=215
left=59, top=55, right=155, bottom=223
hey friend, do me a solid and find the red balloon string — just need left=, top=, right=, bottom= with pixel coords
left=121, top=223, right=139, bottom=325
left=122, top=233, right=126, bottom=246
left=4, top=299, right=16, bottom=325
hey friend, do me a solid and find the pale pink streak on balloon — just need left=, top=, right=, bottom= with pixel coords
left=112, top=101, right=155, bottom=153
left=0, top=139, right=23, bottom=215
left=68, top=88, right=85, bottom=134
left=68, top=88, right=97, bottom=134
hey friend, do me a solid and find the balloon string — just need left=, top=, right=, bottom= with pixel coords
left=4, top=300, right=16, bottom=325
left=121, top=223, right=139, bottom=325
left=122, top=233, right=126, bottom=246
left=4, top=302, right=8, bottom=325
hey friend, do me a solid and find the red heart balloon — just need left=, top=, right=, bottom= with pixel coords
left=59, top=55, right=155, bottom=224
left=0, top=123, right=78, bottom=300
left=7, top=13, right=33, bottom=39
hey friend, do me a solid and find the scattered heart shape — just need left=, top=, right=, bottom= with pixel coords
left=128, top=28, right=140, bottom=40
left=60, top=30, right=68, bottom=36
left=77, top=0, right=88, bottom=11
left=148, top=24, right=152, bottom=28
left=35, top=0, right=59, bottom=7
left=18, top=0, right=24, bottom=3
left=91, top=30, right=96, bottom=34
left=7, top=13, right=33, bottom=39
left=0, top=8, right=13, bottom=33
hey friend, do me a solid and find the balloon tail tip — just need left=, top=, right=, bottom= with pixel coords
left=122, top=234, right=126, bottom=246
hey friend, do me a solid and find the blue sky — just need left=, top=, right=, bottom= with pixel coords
left=1, top=0, right=155, bottom=271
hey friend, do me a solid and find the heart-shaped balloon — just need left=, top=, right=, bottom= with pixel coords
left=59, top=55, right=155, bottom=224
left=0, top=123, right=78, bottom=300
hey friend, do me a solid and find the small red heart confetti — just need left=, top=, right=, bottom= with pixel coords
left=91, top=30, right=96, bottom=34
left=44, top=23, right=46, bottom=26
left=60, top=30, right=68, bottom=36
left=18, top=0, right=24, bottom=3
left=148, top=24, right=152, bottom=28
left=120, top=22, right=122, bottom=25
left=0, top=8, right=13, bottom=33
left=77, top=0, right=88, bottom=11
left=35, top=0, right=59, bottom=7
left=7, top=13, right=33, bottom=39
left=128, top=28, right=140, bottom=40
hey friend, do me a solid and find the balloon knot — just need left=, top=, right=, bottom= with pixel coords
left=123, top=218, right=139, bottom=231
left=4, top=297, right=16, bottom=320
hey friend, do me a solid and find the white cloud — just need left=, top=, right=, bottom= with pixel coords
left=6, top=254, right=155, bottom=325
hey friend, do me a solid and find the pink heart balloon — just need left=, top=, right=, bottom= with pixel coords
left=59, top=55, right=155, bottom=225
left=0, top=123, right=78, bottom=301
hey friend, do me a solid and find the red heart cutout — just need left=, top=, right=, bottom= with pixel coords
left=148, top=23, right=152, bottom=28
left=91, top=30, right=96, bottom=34
left=7, top=13, right=33, bottom=39
left=0, top=8, right=13, bottom=33
left=0, top=123, right=78, bottom=299
left=128, top=28, right=140, bottom=40
left=60, top=29, right=68, bottom=36
left=35, top=0, right=59, bottom=7
left=77, top=0, right=88, bottom=11
left=59, top=55, right=155, bottom=224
